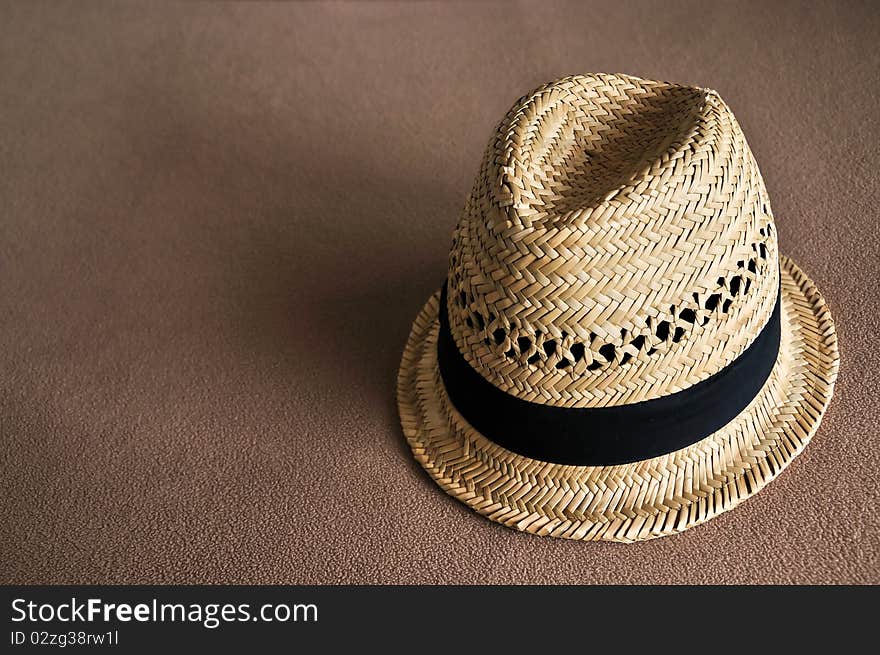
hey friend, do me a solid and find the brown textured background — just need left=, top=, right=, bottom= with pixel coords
left=2, top=0, right=878, bottom=584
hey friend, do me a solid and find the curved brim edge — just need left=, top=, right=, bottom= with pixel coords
left=396, top=255, right=839, bottom=543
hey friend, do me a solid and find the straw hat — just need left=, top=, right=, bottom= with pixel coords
left=397, top=73, right=839, bottom=542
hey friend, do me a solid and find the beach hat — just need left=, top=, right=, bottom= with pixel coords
left=397, top=73, right=839, bottom=542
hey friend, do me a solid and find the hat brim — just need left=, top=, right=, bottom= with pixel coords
left=396, top=255, right=839, bottom=542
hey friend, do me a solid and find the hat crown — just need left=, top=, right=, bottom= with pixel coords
left=446, top=74, right=780, bottom=408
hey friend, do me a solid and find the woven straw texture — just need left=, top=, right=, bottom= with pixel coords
left=447, top=74, right=779, bottom=408
left=398, top=74, right=839, bottom=542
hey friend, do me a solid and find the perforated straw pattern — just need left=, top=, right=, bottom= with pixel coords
left=447, top=74, right=779, bottom=408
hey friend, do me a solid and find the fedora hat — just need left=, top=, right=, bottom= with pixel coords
left=397, top=73, right=839, bottom=542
